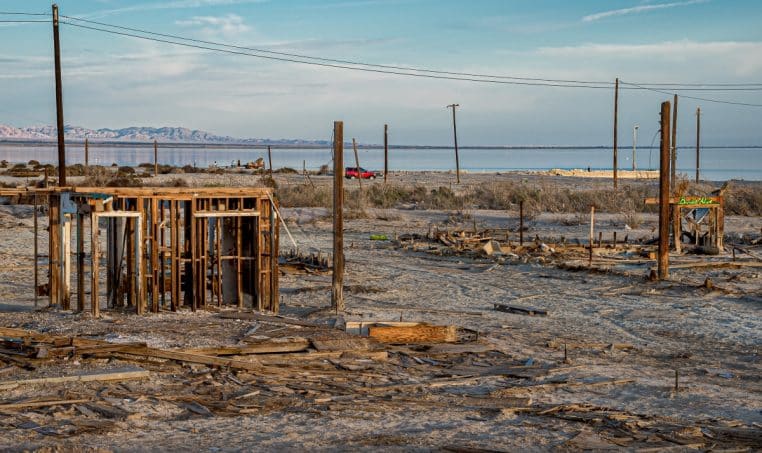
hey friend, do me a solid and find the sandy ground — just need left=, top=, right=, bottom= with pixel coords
left=0, top=172, right=760, bottom=451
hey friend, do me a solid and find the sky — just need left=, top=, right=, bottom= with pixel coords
left=1, top=0, right=761, bottom=146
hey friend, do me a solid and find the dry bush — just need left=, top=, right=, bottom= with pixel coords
left=726, top=186, right=762, bottom=216
left=260, top=175, right=278, bottom=189
left=276, top=185, right=332, bottom=207
left=620, top=211, right=643, bottom=229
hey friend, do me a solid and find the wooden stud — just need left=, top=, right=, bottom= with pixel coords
left=76, top=211, right=84, bottom=312
left=332, top=121, right=345, bottom=312
left=91, top=213, right=99, bottom=317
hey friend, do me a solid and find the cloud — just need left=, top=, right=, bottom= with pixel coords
left=176, top=14, right=251, bottom=38
left=85, top=0, right=268, bottom=19
left=582, top=0, right=708, bottom=23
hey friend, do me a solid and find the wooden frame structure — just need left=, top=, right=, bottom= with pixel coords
left=645, top=195, right=725, bottom=253
left=0, top=186, right=279, bottom=316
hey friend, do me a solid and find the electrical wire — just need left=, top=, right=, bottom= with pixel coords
left=60, top=21, right=624, bottom=89
left=60, top=15, right=762, bottom=91
left=62, top=15, right=616, bottom=86
left=621, top=81, right=762, bottom=107
left=0, top=20, right=50, bottom=23
left=0, top=11, right=48, bottom=16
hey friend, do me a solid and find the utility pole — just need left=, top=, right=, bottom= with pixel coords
left=613, top=78, right=619, bottom=189
left=268, top=145, right=273, bottom=177
left=84, top=138, right=89, bottom=168
left=447, top=104, right=460, bottom=184
left=632, top=124, right=639, bottom=171
left=154, top=139, right=158, bottom=176
left=331, top=121, right=345, bottom=312
left=695, top=107, right=701, bottom=182
left=383, top=124, right=388, bottom=183
left=352, top=138, right=362, bottom=192
left=52, top=4, right=66, bottom=186
left=671, top=95, right=678, bottom=189
left=658, top=100, right=671, bottom=280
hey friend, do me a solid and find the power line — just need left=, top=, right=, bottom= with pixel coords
left=0, top=20, right=50, bottom=23
left=621, top=81, right=762, bottom=107
left=62, top=15, right=616, bottom=86
left=61, top=21, right=625, bottom=89
left=60, top=15, right=762, bottom=91
left=0, top=11, right=48, bottom=16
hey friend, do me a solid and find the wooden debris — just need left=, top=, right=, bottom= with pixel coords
left=367, top=324, right=458, bottom=344
left=493, top=303, right=548, bottom=317
left=0, top=368, right=149, bottom=390
left=184, top=337, right=310, bottom=356
left=310, top=337, right=375, bottom=352
left=0, top=398, right=91, bottom=411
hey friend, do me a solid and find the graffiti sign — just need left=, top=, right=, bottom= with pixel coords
left=678, top=196, right=718, bottom=206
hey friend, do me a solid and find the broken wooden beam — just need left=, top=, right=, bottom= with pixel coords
left=183, top=338, right=310, bottom=356
left=0, top=367, right=149, bottom=390
left=368, top=324, right=457, bottom=344
left=494, top=303, right=548, bottom=317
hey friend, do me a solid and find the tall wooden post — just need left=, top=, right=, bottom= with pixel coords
left=154, top=139, right=158, bottom=175
left=589, top=206, right=595, bottom=266
left=383, top=124, right=388, bottom=183
left=268, top=145, right=273, bottom=177
left=84, top=138, right=89, bottom=168
left=76, top=212, right=84, bottom=312
left=447, top=104, right=460, bottom=184
left=671, top=95, right=678, bottom=189
left=33, top=194, right=38, bottom=308
left=519, top=201, right=524, bottom=246
left=52, top=4, right=66, bottom=186
left=658, top=101, right=672, bottom=280
left=331, top=121, right=345, bottom=312
left=695, top=107, right=701, bottom=183
left=613, top=78, right=619, bottom=189
left=91, top=213, right=100, bottom=317
left=352, top=138, right=362, bottom=192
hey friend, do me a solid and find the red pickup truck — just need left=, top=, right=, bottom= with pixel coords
left=345, top=167, right=381, bottom=180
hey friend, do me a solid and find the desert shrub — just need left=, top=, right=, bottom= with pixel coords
left=66, top=164, right=86, bottom=176
left=28, top=160, right=40, bottom=167
left=0, top=160, right=8, bottom=168
left=11, top=163, right=26, bottom=170
left=181, top=164, right=205, bottom=174
left=317, top=164, right=330, bottom=175
left=276, top=185, right=332, bottom=207
left=274, top=167, right=299, bottom=174
left=726, top=186, right=762, bottom=216
left=106, top=175, right=142, bottom=187
left=117, top=166, right=135, bottom=175
left=137, top=162, right=153, bottom=168
left=166, top=178, right=189, bottom=187
left=260, top=175, right=278, bottom=189
left=425, top=186, right=463, bottom=210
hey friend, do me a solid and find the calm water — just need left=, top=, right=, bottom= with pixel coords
left=0, top=145, right=760, bottom=181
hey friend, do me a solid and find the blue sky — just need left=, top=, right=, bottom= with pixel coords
left=1, top=0, right=761, bottom=145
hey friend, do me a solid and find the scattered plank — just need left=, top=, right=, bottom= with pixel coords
left=0, top=367, right=149, bottom=390
left=217, top=311, right=320, bottom=327
left=494, top=303, right=548, bottom=317
left=492, top=378, right=634, bottom=397
left=118, top=346, right=262, bottom=371
left=0, top=398, right=91, bottom=411
left=183, top=338, right=310, bottom=356
left=310, top=337, right=375, bottom=352
left=368, top=324, right=457, bottom=344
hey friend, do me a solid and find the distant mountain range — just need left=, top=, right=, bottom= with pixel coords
left=0, top=124, right=331, bottom=146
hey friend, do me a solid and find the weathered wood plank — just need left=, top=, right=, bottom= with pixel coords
left=0, top=368, right=149, bottom=390
left=368, top=324, right=457, bottom=344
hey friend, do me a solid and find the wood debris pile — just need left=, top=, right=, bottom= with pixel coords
left=279, top=250, right=331, bottom=274
left=0, top=317, right=759, bottom=449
